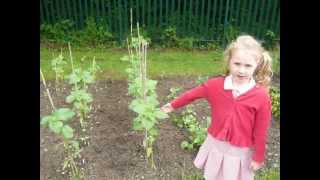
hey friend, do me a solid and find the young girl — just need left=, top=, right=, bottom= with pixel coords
left=161, top=35, right=273, bottom=180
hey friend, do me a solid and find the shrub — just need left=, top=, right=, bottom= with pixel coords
left=255, top=168, right=280, bottom=180
left=161, top=26, right=179, bottom=48
left=177, top=37, right=195, bottom=49
left=77, top=17, right=113, bottom=46
left=40, top=20, right=75, bottom=43
left=270, top=86, right=280, bottom=120
left=263, top=30, right=278, bottom=50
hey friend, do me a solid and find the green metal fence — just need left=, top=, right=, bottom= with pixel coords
left=40, top=0, right=280, bottom=44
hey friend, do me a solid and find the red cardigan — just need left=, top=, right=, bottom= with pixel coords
left=170, top=76, right=272, bottom=163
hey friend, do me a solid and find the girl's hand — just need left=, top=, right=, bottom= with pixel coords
left=250, top=160, right=263, bottom=171
left=161, top=103, right=174, bottom=113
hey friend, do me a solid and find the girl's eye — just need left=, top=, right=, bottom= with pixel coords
left=245, top=64, right=252, bottom=68
left=234, top=62, right=240, bottom=66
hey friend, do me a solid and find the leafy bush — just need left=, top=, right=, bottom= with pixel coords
left=177, top=37, right=195, bottom=49
left=129, top=26, right=152, bottom=45
left=51, top=52, right=67, bottom=88
left=161, top=26, right=179, bottom=48
left=40, top=18, right=114, bottom=47
left=77, top=17, right=114, bottom=46
left=40, top=20, right=75, bottom=43
left=263, top=30, right=278, bottom=50
left=205, top=41, right=219, bottom=50
left=255, top=168, right=280, bottom=180
left=41, top=108, right=75, bottom=139
left=271, top=48, right=280, bottom=77
left=270, top=86, right=280, bottom=120
left=41, top=107, right=84, bottom=179
left=179, top=105, right=209, bottom=151
left=224, top=24, right=241, bottom=44
left=167, top=85, right=209, bottom=151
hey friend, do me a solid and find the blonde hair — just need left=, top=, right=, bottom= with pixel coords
left=223, top=35, right=273, bottom=88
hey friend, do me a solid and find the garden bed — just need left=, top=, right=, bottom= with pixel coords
left=40, top=76, right=279, bottom=179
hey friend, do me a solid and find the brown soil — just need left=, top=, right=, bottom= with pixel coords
left=40, top=76, right=280, bottom=180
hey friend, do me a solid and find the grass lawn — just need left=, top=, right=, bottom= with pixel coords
left=40, top=46, right=279, bottom=80
left=40, top=47, right=225, bottom=80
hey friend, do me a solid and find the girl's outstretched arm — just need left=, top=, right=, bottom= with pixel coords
left=167, top=82, right=209, bottom=110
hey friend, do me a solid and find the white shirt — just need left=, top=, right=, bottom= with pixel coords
left=224, top=75, right=256, bottom=98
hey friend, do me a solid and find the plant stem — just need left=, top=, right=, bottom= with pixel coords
left=64, top=140, right=81, bottom=179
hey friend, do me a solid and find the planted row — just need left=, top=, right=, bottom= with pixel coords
left=41, top=44, right=100, bottom=179
left=123, top=24, right=168, bottom=169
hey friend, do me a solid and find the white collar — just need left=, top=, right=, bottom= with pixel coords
left=224, top=75, right=256, bottom=95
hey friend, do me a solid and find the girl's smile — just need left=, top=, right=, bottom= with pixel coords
left=229, top=49, right=258, bottom=85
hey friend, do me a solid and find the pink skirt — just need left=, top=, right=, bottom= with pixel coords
left=194, top=134, right=254, bottom=180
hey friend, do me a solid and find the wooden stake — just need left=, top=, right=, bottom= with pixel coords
left=130, top=8, right=133, bottom=38
left=40, top=68, right=56, bottom=111
left=68, top=42, right=77, bottom=89
left=68, top=42, right=74, bottom=73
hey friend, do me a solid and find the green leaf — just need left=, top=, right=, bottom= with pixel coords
left=71, top=140, right=80, bottom=150
left=129, top=99, right=140, bottom=108
left=189, top=124, right=196, bottom=131
left=83, top=71, right=94, bottom=84
left=133, top=118, right=143, bottom=130
left=146, top=79, right=157, bottom=91
left=131, top=37, right=140, bottom=48
left=82, top=92, right=93, bottom=102
left=130, top=101, right=146, bottom=114
left=144, top=111, right=156, bottom=120
left=181, top=141, right=189, bottom=149
left=53, top=108, right=75, bottom=121
left=66, top=94, right=75, bottom=103
left=149, top=128, right=158, bottom=137
left=128, top=81, right=141, bottom=96
left=187, top=143, right=193, bottom=150
left=142, top=119, right=155, bottom=130
left=66, top=72, right=81, bottom=84
left=40, top=115, right=53, bottom=126
left=62, top=125, right=74, bottom=139
left=146, top=95, right=159, bottom=106
left=194, top=137, right=200, bottom=144
left=74, top=101, right=83, bottom=110
left=49, top=121, right=63, bottom=134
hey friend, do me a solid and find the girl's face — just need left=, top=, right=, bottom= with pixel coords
left=228, top=49, right=258, bottom=85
